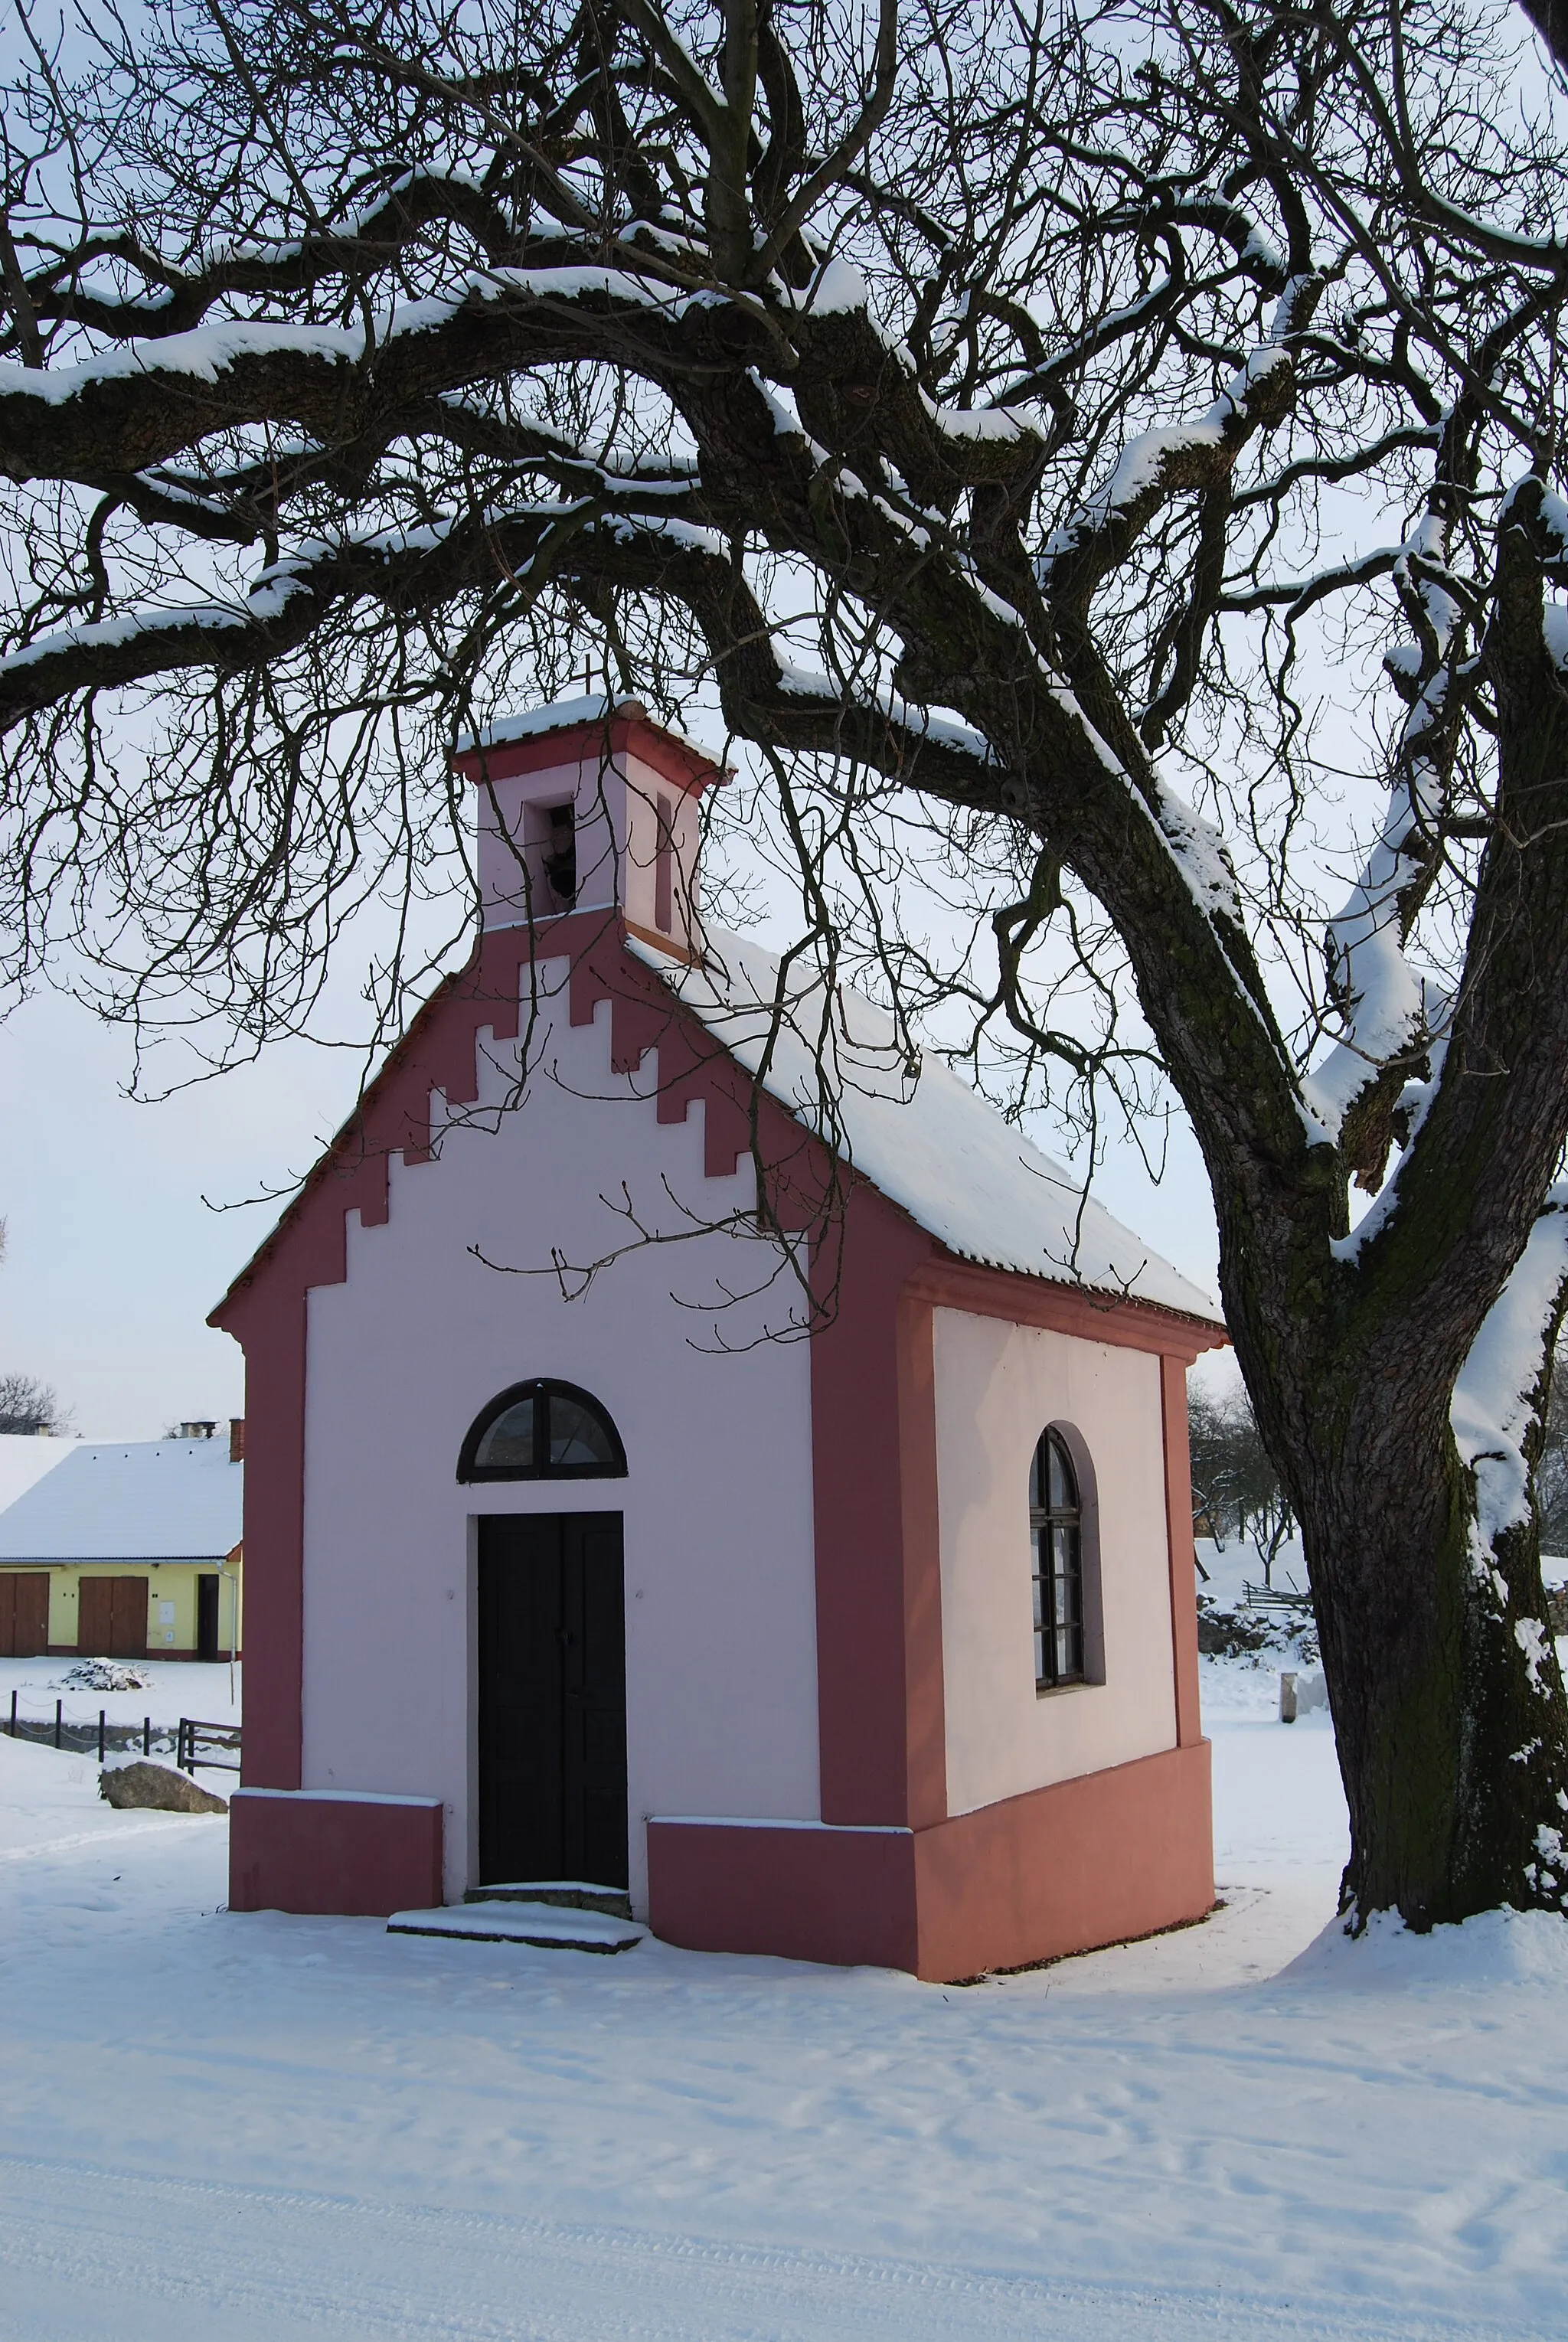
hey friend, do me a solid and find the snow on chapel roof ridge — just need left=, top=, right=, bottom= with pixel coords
left=625, top=924, right=1221, bottom=1325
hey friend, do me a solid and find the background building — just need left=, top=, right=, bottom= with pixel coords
left=0, top=1423, right=243, bottom=1660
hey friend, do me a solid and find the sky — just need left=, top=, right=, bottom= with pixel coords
left=0, top=988, right=358, bottom=1436
left=0, top=897, right=1227, bottom=1441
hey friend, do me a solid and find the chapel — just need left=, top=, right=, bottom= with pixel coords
left=213, top=697, right=1225, bottom=1980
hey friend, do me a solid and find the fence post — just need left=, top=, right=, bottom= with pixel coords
left=98, top=1709, right=106, bottom=1765
left=54, top=1697, right=62, bottom=1749
left=8, top=1690, right=15, bottom=1738
left=143, top=1715, right=151, bottom=1757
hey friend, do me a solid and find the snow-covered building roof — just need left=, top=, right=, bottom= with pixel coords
left=0, top=1433, right=77, bottom=1515
left=455, top=692, right=724, bottom=773
left=626, top=926, right=1221, bottom=1325
left=0, top=1437, right=243, bottom=1562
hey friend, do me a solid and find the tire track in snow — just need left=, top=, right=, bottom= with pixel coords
left=0, top=2151, right=1547, bottom=2342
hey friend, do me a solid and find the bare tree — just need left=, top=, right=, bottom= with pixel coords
left=1188, top=1386, right=1298, bottom=1586
left=3, top=0, right=1568, bottom=1931
left=0, top=1370, right=70, bottom=1434
left=1188, top=1390, right=1246, bottom=1552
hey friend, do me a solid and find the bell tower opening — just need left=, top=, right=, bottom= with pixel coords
left=539, top=801, right=577, bottom=909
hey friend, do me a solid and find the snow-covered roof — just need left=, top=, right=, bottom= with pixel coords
left=0, top=1438, right=243, bottom=1561
left=0, top=1434, right=77, bottom=1515
left=455, top=693, right=721, bottom=772
left=626, top=926, right=1222, bottom=1325
left=455, top=691, right=621, bottom=756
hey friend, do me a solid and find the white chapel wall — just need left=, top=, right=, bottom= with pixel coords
left=933, top=1307, right=1178, bottom=1817
left=299, top=966, right=820, bottom=1913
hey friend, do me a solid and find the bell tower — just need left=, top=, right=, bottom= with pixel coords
left=452, top=696, right=727, bottom=959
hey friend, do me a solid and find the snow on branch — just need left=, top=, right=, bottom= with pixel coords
left=0, top=263, right=694, bottom=410
left=1452, top=1190, right=1568, bottom=1556
left=0, top=492, right=709, bottom=727
left=1034, top=336, right=1298, bottom=605
left=28, top=171, right=543, bottom=344
left=1220, top=543, right=1403, bottom=619
left=770, top=655, right=995, bottom=771
left=1301, top=834, right=1432, bottom=1139
left=0, top=581, right=323, bottom=721
left=0, top=317, right=367, bottom=407
left=0, top=263, right=710, bottom=486
left=1301, top=515, right=1460, bottom=1142
left=773, top=258, right=873, bottom=316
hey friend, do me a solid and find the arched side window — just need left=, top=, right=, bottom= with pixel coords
left=1030, top=1428, right=1085, bottom=1690
left=457, top=1380, right=627, bottom=1482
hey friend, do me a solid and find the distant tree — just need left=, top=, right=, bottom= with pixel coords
left=0, top=1371, right=70, bottom=1435
left=1188, top=1386, right=1298, bottom=1589
left=1187, top=1389, right=1245, bottom=1550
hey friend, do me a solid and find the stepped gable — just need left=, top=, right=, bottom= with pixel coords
left=213, top=697, right=1219, bottom=1337
left=210, top=914, right=778, bottom=1326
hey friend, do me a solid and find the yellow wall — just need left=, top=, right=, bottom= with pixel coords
left=44, top=1556, right=243, bottom=1655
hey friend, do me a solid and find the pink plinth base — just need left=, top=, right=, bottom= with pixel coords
left=648, top=1818, right=920, bottom=1971
left=648, top=1740, right=1213, bottom=1981
left=230, top=1788, right=443, bottom=1918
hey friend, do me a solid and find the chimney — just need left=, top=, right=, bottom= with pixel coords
left=452, top=695, right=727, bottom=958
left=229, top=1417, right=246, bottom=1464
left=179, top=1419, right=217, bottom=1440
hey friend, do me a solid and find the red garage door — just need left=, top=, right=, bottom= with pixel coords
left=77, top=1576, right=149, bottom=1661
left=0, top=1573, right=50, bottom=1658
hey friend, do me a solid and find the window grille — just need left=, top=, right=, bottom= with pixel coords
left=1030, top=1429, right=1085, bottom=1689
left=458, top=1380, right=626, bottom=1481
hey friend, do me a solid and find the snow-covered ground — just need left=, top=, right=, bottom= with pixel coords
left=2, top=1667, right=1566, bottom=2341
left=1194, top=1531, right=1310, bottom=1609
left=0, top=1652, right=240, bottom=1736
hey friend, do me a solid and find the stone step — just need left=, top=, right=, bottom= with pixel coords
left=389, top=1899, right=646, bottom=1955
left=464, top=1880, right=633, bottom=1921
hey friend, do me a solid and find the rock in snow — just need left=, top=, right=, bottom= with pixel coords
left=99, top=1760, right=227, bottom=1814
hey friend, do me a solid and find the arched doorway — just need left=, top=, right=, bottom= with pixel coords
left=461, top=1383, right=629, bottom=1891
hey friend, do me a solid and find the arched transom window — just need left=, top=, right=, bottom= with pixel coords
left=1030, top=1429, right=1085, bottom=1690
left=457, top=1380, right=627, bottom=1482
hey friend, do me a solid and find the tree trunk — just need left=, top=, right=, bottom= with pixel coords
left=1244, top=1333, right=1568, bottom=1927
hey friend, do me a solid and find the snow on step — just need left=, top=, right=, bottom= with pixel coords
left=466, top=1879, right=633, bottom=1917
left=387, top=1899, right=646, bottom=1953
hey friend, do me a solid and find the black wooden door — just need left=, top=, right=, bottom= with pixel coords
left=477, top=1513, right=627, bottom=1890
